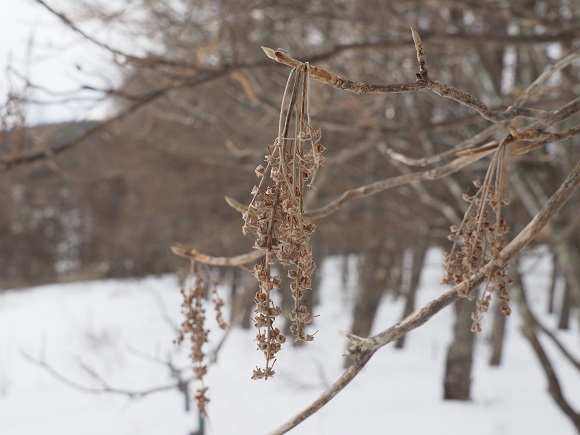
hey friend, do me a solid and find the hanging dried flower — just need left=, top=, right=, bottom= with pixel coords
left=243, top=63, right=324, bottom=378
left=443, top=141, right=512, bottom=332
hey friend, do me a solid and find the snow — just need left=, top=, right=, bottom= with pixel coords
left=0, top=249, right=578, bottom=435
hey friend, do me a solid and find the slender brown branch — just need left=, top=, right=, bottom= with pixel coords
left=386, top=124, right=503, bottom=167
left=263, top=29, right=561, bottom=123
left=262, top=42, right=428, bottom=95
left=521, top=327, right=580, bottom=430
left=513, top=125, right=580, bottom=155
left=306, top=145, right=496, bottom=220
left=532, top=315, right=580, bottom=371
left=515, top=51, right=580, bottom=107
left=171, top=244, right=265, bottom=267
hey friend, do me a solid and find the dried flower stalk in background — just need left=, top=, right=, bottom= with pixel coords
left=443, top=141, right=512, bottom=332
left=243, top=63, right=325, bottom=379
left=176, top=260, right=228, bottom=414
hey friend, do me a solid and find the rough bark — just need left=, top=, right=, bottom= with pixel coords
left=557, top=283, right=572, bottom=330
left=395, top=237, right=429, bottom=349
left=443, top=297, right=477, bottom=400
left=489, top=297, right=508, bottom=366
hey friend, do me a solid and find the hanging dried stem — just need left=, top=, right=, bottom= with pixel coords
left=243, top=63, right=325, bottom=379
left=175, top=260, right=228, bottom=415
left=443, top=137, right=513, bottom=332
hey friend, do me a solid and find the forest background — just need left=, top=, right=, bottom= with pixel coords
left=0, top=1, right=579, bottom=434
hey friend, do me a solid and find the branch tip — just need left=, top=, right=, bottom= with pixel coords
left=411, top=28, right=422, bottom=45
left=171, top=245, right=195, bottom=258
left=261, top=46, right=278, bottom=61
left=225, top=195, right=248, bottom=213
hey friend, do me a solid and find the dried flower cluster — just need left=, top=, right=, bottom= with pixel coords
left=243, top=64, right=325, bottom=379
left=176, top=260, right=228, bottom=415
left=443, top=143, right=512, bottom=332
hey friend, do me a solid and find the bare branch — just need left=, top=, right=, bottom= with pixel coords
left=22, top=352, right=190, bottom=398
left=385, top=124, right=503, bottom=167
left=262, top=29, right=559, bottom=123
left=515, top=51, right=580, bottom=107
left=171, top=244, right=265, bottom=267
left=306, top=145, right=497, bottom=220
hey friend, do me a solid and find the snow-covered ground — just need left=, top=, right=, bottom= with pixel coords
left=1, top=248, right=578, bottom=435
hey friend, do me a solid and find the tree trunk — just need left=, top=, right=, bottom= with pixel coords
left=557, top=282, right=572, bottom=330
left=489, top=296, right=508, bottom=366
left=395, top=237, right=429, bottom=349
left=350, top=242, right=391, bottom=339
left=344, top=239, right=392, bottom=367
left=547, top=253, right=559, bottom=314
left=443, top=297, right=477, bottom=400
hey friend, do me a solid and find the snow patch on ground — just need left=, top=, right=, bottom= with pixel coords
left=0, top=249, right=578, bottom=434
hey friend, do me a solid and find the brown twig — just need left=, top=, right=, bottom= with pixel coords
left=171, top=245, right=265, bottom=267
left=262, top=29, right=554, bottom=123
left=306, top=144, right=497, bottom=220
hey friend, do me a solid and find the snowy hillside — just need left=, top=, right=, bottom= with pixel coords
left=0, top=248, right=578, bottom=435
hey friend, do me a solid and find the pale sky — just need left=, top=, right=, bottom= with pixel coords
left=0, top=1, right=119, bottom=125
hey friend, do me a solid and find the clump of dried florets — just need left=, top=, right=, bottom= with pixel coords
left=176, top=261, right=228, bottom=414
left=443, top=142, right=513, bottom=332
left=243, top=63, right=324, bottom=379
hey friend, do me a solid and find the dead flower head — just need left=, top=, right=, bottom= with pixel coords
left=443, top=141, right=512, bottom=332
left=176, top=260, right=228, bottom=414
left=243, top=62, right=324, bottom=378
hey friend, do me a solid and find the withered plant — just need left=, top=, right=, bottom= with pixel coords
left=175, top=260, right=227, bottom=415
left=242, top=62, right=325, bottom=379
left=443, top=140, right=513, bottom=332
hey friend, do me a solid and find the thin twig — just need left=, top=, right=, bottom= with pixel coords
left=306, top=145, right=496, bottom=220
left=22, top=352, right=191, bottom=398
left=171, top=245, right=265, bottom=267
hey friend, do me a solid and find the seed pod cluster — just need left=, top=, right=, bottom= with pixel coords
left=243, top=64, right=324, bottom=379
left=443, top=143, right=512, bottom=332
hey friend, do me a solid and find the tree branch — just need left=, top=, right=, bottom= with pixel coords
left=171, top=244, right=265, bottom=267
left=306, top=144, right=497, bottom=220
left=262, top=29, right=559, bottom=123
left=22, top=352, right=191, bottom=398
